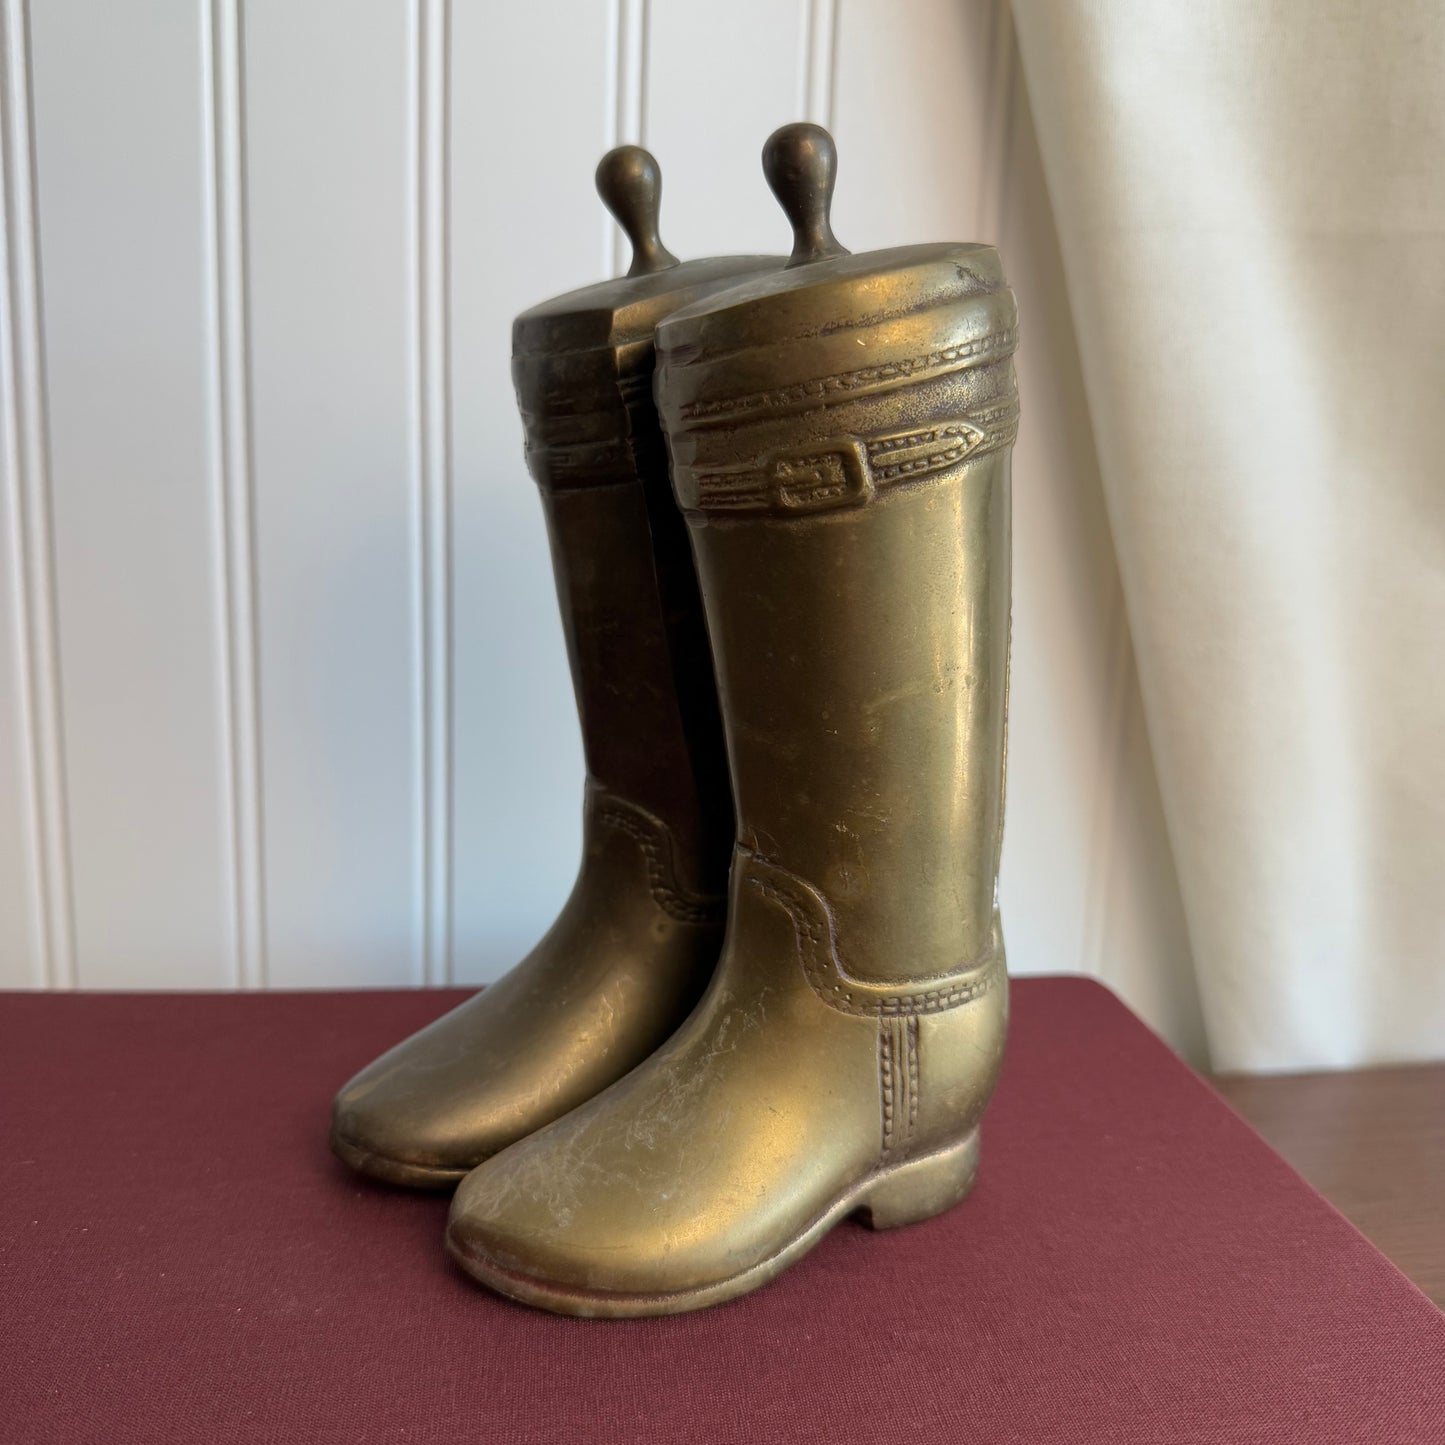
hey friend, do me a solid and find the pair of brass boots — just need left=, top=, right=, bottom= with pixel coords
left=331, top=126, right=1018, bottom=1318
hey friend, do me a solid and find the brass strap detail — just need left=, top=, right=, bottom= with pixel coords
left=745, top=851, right=1000, bottom=1017
left=518, top=367, right=657, bottom=490
left=593, top=789, right=726, bottom=926
left=676, top=326, right=1019, bottom=424
left=524, top=438, right=637, bottom=490
left=687, top=399, right=1018, bottom=518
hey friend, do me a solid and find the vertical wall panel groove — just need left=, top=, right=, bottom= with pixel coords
left=1, top=0, right=75, bottom=988
left=409, top=0, right=452, bottom=986
left=602, top=0, right=619, bottom=272
left=606, top=0, right=649, bottom=276
left=801, top=0, right=839, bottom=128
left=203, top=0, right=267, bottom=990
left=976, top=0, right=1016, bottom=243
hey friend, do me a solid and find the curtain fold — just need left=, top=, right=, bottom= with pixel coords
left=1012, top=0, right=1445, bottom=1070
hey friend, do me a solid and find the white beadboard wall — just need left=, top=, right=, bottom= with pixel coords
left=0, top=0, right=1206, bottom=1061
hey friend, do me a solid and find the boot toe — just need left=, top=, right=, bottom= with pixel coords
left=441, top=1042, right=873, bottom=1315
left=445, top=1134, right=635, bottom=1293
left=444, top=1120, right=727, bottom=1308
left=330, top=1067, right=484, bottom=1187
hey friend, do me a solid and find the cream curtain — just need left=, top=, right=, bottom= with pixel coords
left=1010, top=1, right=1445, bottom=1070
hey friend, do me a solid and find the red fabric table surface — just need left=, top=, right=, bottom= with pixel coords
left=1, top=977, right=1441, bottom=1444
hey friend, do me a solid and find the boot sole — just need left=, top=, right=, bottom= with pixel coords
left=330, top=1129, right=470, bottom=1190
left=445, top=1128, right=980, bottom=1318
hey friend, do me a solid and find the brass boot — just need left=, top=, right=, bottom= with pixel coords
left=446, top=125, right=1018, bottom=1312
left=331, top=150, right=778, bottom=1186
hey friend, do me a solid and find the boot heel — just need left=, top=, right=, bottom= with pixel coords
left=855, top=1130, right=981, bottom=1231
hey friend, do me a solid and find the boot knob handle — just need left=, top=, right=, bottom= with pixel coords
left=763, top=123, right=850, bottom=268
left=596, top=145, right=681, bottom=278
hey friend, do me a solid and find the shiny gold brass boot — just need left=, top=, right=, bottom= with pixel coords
left=331, top=149, right=779, bottom=1187
left=446, top=124, right=1017, bottom=1312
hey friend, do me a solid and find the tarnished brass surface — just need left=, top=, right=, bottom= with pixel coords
left=447, top=124, right=1017, bottom=1313
left=331, top=149, right=778, bottom=1186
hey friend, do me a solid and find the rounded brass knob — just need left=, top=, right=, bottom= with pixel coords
left=762, top=122, right=849, bottom=267
left=596, top=145, right=681, bottom=279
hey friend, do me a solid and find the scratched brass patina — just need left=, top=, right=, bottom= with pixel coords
left=446, top=124, right=1018, bottom=1313
left=330, top=149, right=778, bottom=1187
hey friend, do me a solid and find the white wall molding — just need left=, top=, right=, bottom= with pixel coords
left=605, top=0, right=649, bottom=275
left=202, top=0, right=267, bottom=990
left=0, top=0, right=1202, bottom=1062
left=410, top=0, right=453, bottom=986
left=976, top=0, right=1016, bottom=243
left=799, top=0, right=838, bottom=129
left=0, top=0, right=74, bottom=989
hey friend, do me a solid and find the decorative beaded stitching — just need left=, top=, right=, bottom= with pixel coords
left=906, top=1016, right=920, bottom=1137
left=867, top=423, right=982, bottom=482
left=879, top=1015, right=921, bottom=1159
left=594, top=793, right=725, bottom=926
left=750, top=858, right=998, bottom=1017
left=676, top=327, right=1020, bottom=424
left=879, top=1023, right=898, bottom=1157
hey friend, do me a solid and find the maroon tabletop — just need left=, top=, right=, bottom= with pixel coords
left=2, top=977, right=1442, bottom=1444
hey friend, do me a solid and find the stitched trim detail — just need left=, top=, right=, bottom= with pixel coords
left=879, top=1015, right=922, bottom=1159
left=906, top=1015, right=920, bottom=1138
left=879, top=1022, right=898, bottom=1157
left=868, top=422, right=983, bottom=482
left=593, top=791, right=725, bottom=926
left=688, top=398, right=1019, bottom=518
left=747, top=852, right=1000, bottom=1017
left=677, top=327, right=1020, bottom=424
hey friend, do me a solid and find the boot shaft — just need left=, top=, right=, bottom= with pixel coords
left=533, top=477, right=729, bottom=892
left=656, top=131, right=1018, bottom=980
left=511, top=148, right=779, bottom=894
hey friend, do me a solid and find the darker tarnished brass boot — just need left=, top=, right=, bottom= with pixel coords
left=330, top=149, right=778, bottom=1187
left=447, top=125, right=1018, bottom=1312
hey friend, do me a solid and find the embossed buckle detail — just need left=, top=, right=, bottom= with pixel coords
left=770, top=439, right=873, bottom=512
